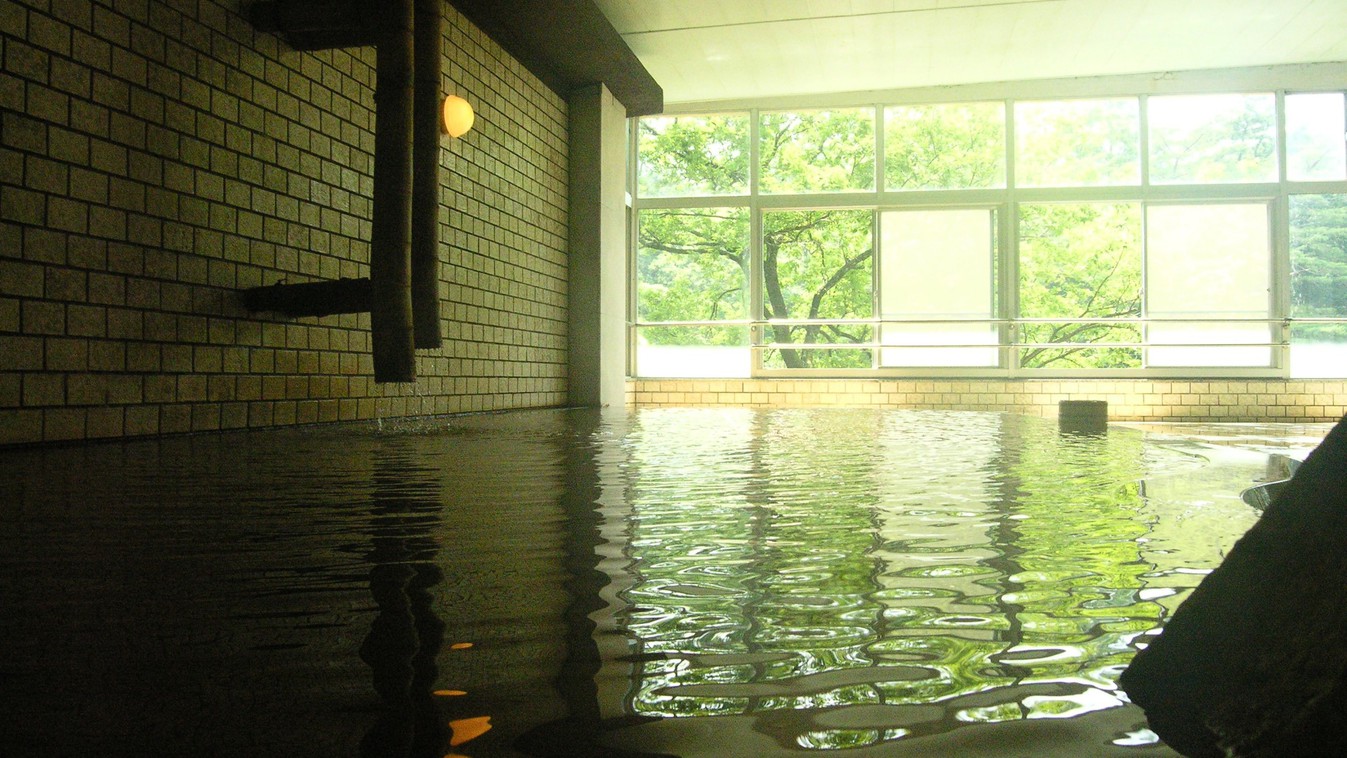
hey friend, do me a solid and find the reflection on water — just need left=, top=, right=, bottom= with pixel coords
left=0, top=408, right=1330, bottom=756
left=360, top=441, right=449, bottom=757
left=591, top=409, right=1319, bottom=754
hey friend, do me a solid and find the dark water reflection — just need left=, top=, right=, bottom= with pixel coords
left=0, top=408, right=1329, bottom=756
left=360, top=441, right=448, bottom=757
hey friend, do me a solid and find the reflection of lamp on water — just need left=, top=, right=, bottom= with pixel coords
left=441, top=95, right=474, bottom=138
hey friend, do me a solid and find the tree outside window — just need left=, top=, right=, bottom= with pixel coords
left=632, top=90, right=1346, bottom=378
left=762, top=210, right=874, bottom=369
left=1018, top=203, right=1142, bottom=369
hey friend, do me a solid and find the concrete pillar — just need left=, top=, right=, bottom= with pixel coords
left=567, top=83, right=628, bottom=407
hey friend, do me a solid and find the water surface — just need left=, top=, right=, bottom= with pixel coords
left=0, top=408, right=1327, bottom=756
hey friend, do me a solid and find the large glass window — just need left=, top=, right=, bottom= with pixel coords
left=1018, top=203, right=1142, bottom=369
left=1148, top=94, right=1277, bottom=184
left=1290, top=194, right=1347, bottom=376
left=1014, top=98, right=1140, bottom=187
left=884, top=102, right=1006, bottom=190
left=1146, top=204, right=1272, bottom=367
left=879, top=209, right=998, bottom=367
left=632, top=86, right=1347, bottom=379
left=761, top=210, right=874, bottom=369
left=760, top=109, right=876, bottom=193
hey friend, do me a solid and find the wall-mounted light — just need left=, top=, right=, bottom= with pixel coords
left=441, top=95, right=474, bottom=138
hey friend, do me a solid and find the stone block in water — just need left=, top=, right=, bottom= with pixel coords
left=1059, top=399, right=1108, bottom=435
left=1120, top=415, right=1347, bottom=757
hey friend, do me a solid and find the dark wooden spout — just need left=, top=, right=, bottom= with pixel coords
left=247, top=0, right=423, bottom=382
left=367, top=0, right=417, bottom=382
left=411, top=0, right=445, bottom=349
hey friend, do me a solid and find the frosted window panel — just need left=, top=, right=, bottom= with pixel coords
left=1286, top=93, right=1347, bottom=182
left=1146, top=204, right=1271, bottom=367
left=634, top=345, right=752, bottom=378
left=879, top=209, right=998, bottom=367
left=1291, top=336, right=1347, bottom=378
left=634, top=327, right=751, bottom=378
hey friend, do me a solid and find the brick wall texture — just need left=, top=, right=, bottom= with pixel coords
left=5, top=1, right=1344, bottom=447
left=1, top=0, right=569, bottom=444
left=628, top=379, right=1347, bottom=423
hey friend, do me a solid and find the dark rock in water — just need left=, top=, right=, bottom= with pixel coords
left=1120, top=415, right=1347, bottom=757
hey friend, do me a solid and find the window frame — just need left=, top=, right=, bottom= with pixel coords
left=629, top=82, right=1347, bottom=380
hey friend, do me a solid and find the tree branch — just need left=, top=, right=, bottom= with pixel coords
left=808, top=247, right=873, bottom=320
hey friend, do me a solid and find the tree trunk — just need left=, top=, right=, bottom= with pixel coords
left=762, top=242, right=804, bottom=368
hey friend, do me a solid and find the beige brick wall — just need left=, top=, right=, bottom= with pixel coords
left=627, top=379, right=1347, bottom=423
left=1, top=0, right=569, bottom=445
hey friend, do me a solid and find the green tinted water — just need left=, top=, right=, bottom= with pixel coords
left=0, top=407, right=1325, bottom=756
left=587, top=409, right=1316, bottom=754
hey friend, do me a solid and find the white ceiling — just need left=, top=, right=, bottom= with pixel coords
left=592, top=0, right=1347, bottom=107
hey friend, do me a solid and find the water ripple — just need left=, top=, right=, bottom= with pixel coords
left=610, top=407, right=1274, bottom=748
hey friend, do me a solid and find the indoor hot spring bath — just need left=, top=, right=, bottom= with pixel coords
left=0, top=407, right=1329, bottom=757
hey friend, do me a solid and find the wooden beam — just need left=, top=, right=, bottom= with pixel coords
left=449, top=0, right=662, bottom=116
left=411, top=0, right=444, bottom=349
left=369, top=0, right=417, bottom=383
left=248, top=0, right=381, bottom=49
left=251, top=0, right=663, bottom=117
left=242, top=278, right=373, bottom=317
left=247, top=0, right=661, bottom=382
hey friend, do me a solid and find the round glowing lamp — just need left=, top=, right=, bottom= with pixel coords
left=441, top=95, right=474, bottom=138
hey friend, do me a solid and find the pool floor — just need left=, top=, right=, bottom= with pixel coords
left=0, top=408, right=1329, bottom=756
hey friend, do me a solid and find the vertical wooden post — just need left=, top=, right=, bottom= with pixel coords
left=370, top=0, right=416, bottom=382
left=411, top=0, right=444, bottom=349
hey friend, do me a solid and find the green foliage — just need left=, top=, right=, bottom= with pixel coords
left=638, top=114, right=749, bottom=197
left=1149, top=94, right=1276, bottom=184
left=1018, top=203, right=1142, bottom=368
left=762, top=346, right=873, bottom=370
left=1015, top=99, right=1140, bottom=187
left=637, top=208, right=749, bottom=344
left=763, top=210, right=874, bottom=368
left=1291, top=193, right=1347, bottom=341
left=760, top=109, right=875, bottom=193
left=633, top=97, right=1346, bottom=373
left=885, top=102, right=1005, bottom=189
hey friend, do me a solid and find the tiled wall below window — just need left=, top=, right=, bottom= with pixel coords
left=627, top=378, right=1347, bottom=422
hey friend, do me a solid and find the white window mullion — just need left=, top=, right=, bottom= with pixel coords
left=1004, top=97, right=1019, bottom=374
left=1139, top=95, right=1150, bottom=367
left=626, top=117, right=640, bottom=378
left=1274, top=90, right=1292, bottom=374
left=749, top=108, right=764, bottom=374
